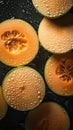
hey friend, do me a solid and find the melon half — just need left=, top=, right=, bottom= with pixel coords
left=44, top=51, right=73, bottom=96
left=0, top=19, right=39, bottom=66
left=2, top=66, right=45, bottom=111
left=25, top=102, right=70, bottom=130
left=38, top=13, right=73, bottom=54
left=32, top=0, right=73, bottom=18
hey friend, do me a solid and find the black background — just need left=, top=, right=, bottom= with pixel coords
left=0, top=0, right=73, bottom=130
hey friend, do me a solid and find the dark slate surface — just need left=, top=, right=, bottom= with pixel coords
left=0, top=0, right=73, bottom=129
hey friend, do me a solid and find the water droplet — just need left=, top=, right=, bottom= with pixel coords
left=30, top=102, right=33, bottom=105
left=50, top=63, right=54, bottom=67
left=4, top=89, right=8, bottom=93
left=0, top=1, right=4, bottom=4
left=11, top=77, right=14, bottom=80
left=38, top=91, right=41, bottom=94
left=15, top=102, right=19, bottom=107
left=34, top=101, right=37, bottom=104
left=64, top=92, right=68, bottom=96
left=11, top=17, right=15, bottom=19
left=48, top=77, right=52, bottom=81
left=52, top=48, right=55, bottom=51
left=35, top=4, right=39, bottom=8
left=49, top=14, right=53, bottom=18
left=39, top=99, right=42, bottom=103
left=23, top=80, right=26, bottom=83
left=71, top=44, right=73, bottom=48
left=47, top=11, right=50, bottom=15
left=38, top=95, right=41, bottom=99
left=65, top=87, right=67, bottom=91
left=8, top=79, right=11, bottom=82
left=7, top=97, right=11, bottom=101
left=48, top=72, right=51, bottom=76
left=22, top=9, right=25, bottom=13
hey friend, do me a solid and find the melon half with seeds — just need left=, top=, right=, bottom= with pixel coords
left=0, top=87, right=8, bottom=120
left=0, top=19, right=39, bottom=66
left=25, top=102, right=70, bottom=130
left=44, top=51, right=73, bottom=96
left=38, top=13, right=73, bottom=54
left=2, top=66, right=45, bottom=111
left=32, top=0, right=73, bottom=18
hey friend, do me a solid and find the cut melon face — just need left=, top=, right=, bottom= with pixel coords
left=32, top=0, right=73, bottom=18
left=0, top=19, right=39, bottom=66
left=38, top=14, right=73, bottom=54
left=25, top=102, right=70, bottom=130
left=44, top=51, right=73, bottom=96
left=0, top=87, right=8, bottom=120
left=2, top=66, right=45, bottom=111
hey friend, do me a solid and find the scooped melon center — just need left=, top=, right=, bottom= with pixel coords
left=1, top=30, right=27, bottom=54
left=20, top=85, right=26, bottom=93
left=56, top=59, right=73, bottom=82
left=37, top=116, right=49, bottom=130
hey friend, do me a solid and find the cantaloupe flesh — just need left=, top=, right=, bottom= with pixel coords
left=25, top=102, right=70, bottom=130
left=0, top=19, right=39, bottom=66
left=44, top=51, right=73, bottom=96
left=0, top=87, right=8, bottom=119
left=2, top=66, right=45, bottom=111
left=38, top=13, right=73, bottom=54
left=32, top=0, right=73, bottom=18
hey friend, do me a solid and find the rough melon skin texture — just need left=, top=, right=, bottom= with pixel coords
left=0, top=87, right=8, bottom=120
left=32, top=0, right=73, bottom=18
left=25, top=102, right=70, bottom=130
left=44, top=51, right=73, bottom=96
left=38, top=13, right=73, bottom=54
left=0, top=19, right=39, bottom=66
left=2, top=66, right=45, bottom=111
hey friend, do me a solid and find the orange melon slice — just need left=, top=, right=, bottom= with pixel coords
left=32, top=0, right=73, bottom=18
left=25, top=102, right=70, bottom=130
left=2, top=66, right=45, bottom=111
left=0, top=86, right=8, bottom=120
left=44, top=51, right=73, bottom=96
left=0, top=19, right=39, bottom=66
left=38, top=13, right=73, bottom=54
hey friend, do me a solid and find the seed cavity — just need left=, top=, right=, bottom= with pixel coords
left=56, top=59, right=73, bottom=81
left=1, top=30, right=27, bottom=54
left=20, top=85, right=25, bottom=93
left=37, top=116, right=49, bottom=130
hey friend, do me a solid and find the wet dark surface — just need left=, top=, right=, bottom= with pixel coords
left=0, top=0, right=73, bottom=129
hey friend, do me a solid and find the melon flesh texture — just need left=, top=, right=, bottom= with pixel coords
left=38, top=13, right=73, bottom=54
left=44, top=51, right=73, bottom=96
left=0, top=19, right=39, bottom=66
left=25, top=102, right=70, bottom=130
left=2, top=66, right=45, bottom=111
left=0, top=87, right=8, bottom=119
left=32, top=0, right=73, bottom=18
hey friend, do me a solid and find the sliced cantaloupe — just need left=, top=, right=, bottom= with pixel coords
left=2, top=66, right=45, bottom=111
left=32, top=0, right=73, bottom=18
left=25, top=102, right=70, bottom=130
left=44, top=51, right=73, bottom=96
left=0, top=86, right=8, bottom=120
left=0, top=19, right=39, bottom=66
left=38, top=13, right=73, bottom=54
